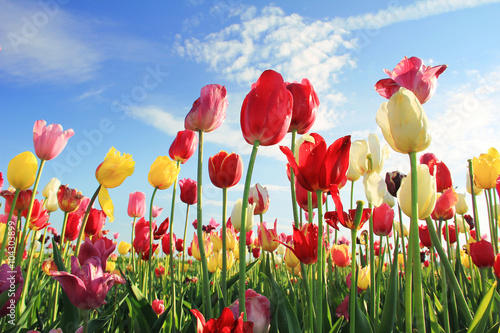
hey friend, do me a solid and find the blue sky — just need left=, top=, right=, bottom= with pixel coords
left=1, top=0, right=500, bottom=248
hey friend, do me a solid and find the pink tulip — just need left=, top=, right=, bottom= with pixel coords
left=127, top=191, right=146, bottom=218
left=185, top=84, right=228, bottom=133
left=375, top=56, right=447, bottom=104
left=33, top=120, right=74, bottom=161
left=0, top=172, right=3, bottom=190
left=51, top=256, right=125, bottom=310
left=229, top=289, right=271, bottom=333
left=151, top=205, right=163, bottom=218
left=78, top=237, right=116, bottom=271
left=179, top=178, right=197, bottom=205
left=373, top=203, right=394, bottom=236
left=152, top=299, right=165, bottom=315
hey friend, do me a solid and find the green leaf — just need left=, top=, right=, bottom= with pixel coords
left=379, top=236, right=399, bottom=332
left=353, top=294, right=372, bottom=333
left=122, top=271, right=158, bottom=332
left=328, top=316, right=344, bottom=333
left=88, top=315, right=112, bottom=332
left=426, top=294, right=445, bottom=333
left=467, top=281, right=497, bottom=333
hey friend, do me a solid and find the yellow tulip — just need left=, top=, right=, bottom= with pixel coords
left=106, top=261, right=116, bottom=272
left=225, top=227, right=237, bottom=250
left=95, top=147, right=135, bottom=188
left=460, top=250, right=470, bottom=269
left=284, top=247, right=300, bottom=268
left=207, top=254, right=218, bottom=273
left=286, top=263, right=301, bottom=277
left=393, top=221, right=409, bottom=238
left=118, top=241, right=132, bottom=255
left=148, top=156, right=180, bottom=190
left=216, top=251, right=235, bottom=270
left=455, top=192, right=468, bottom=215
left=98, top=187, right=115, bottom=222
left=42, top=177, right=60, bottom=198
left=210, top=232, right=222, bottom=252
left=357, top=265, right=371, bottom=290
left=232, top=245, right=240, bottom=260
left=398, top=164, right=437, bottom=220
left=7, top=151, right=38, bottom=190
left=191, top=233, right=212, bottom=261
left=472, top=148, right=500, bottom=189
left=0, top=224, right=5, bottom=246
left=376, top=88, right=431, bottom=154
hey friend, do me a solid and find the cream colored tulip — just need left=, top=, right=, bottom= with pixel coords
left=363, top=172, right=387, bottom=207
left=230, top=198, right=256, bottom=232
left=42, top=177, right=60, bottom=198
left=398, top=164, right=436, bottom=219
left=393, top=221, right=409, bottom=237
left=455, top=192, right=468, bottom=215
left=276, top=244, right=286, bottom=255
left=376, top=88, right=431, bottom=154
left=350, top=134, right=389, bottom=175
left=346, top=162, right=361, bottom=181
left=455, top=215, right=470, bottom=234
left=44, top=191, right=59, bottom=213
left=466, top=173, right=483, bottom=195
left=383, top=190, right=395, bottom=208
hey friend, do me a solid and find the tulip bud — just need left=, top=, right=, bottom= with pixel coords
left=331, top=244, right=350, bottom=268
left=7, top=151, right=38, bottom=190
left=230, top=198, right=255, bottom=232
left=229, top=289, right=271, bottom=333
left=470, top=240, right=495, bottom=268
left=455, top=193, right=468, bottom=215
left=398, top=164, right=436, bottom=220
left=385, top=171, right=406, bottom=197
left=42, top=178, right=61, bottom=198
left=44, top=191, right=59, bottom=213
left=185, top=84, right=228, bottom=133
left=249, top=183, right=270, bottom=215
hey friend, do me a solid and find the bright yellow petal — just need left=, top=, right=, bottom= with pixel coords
left=98, top=186, right=114, bottom=222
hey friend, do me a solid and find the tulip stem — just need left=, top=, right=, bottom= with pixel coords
left=75, top=184, right=102, bottom=257
left=486, top=189, right=499, bottom=254
left=349, top=228, right=357, bottom=333
left=467, top=160, right=481, bottom=236
left=290, top=129, right=300, bottom=228
left=367, top=203, right=376, bottom=330
left=221, top=187, right=228, bottom=306
left=316, top=190, right=324, bottom=331
left=0, top=189, right=20, bottom=264
left=60, top=212, right=69, bottom=250
left=196, top=130, right=212, bottom=318
left=131, top=217, right=137, bottom=270
left=169, top=162, right=180, bottom=332
left=148, top=186, right=158, bottom=302
left=82, top=309, right=89, bottom=333
left=239, top=140, right=260, bottom=320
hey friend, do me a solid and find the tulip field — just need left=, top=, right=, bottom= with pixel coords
left=1, top=56, right=500, bottom=333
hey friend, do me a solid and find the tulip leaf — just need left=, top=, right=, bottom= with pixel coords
left=151, top=304, right=172, bottom=333
left=353, top=294, right=373, bottom=333
left=378, top=236, right=399, bottom=332
left=122, top=271, right=158, bottom=331
left=328, top=316, right=344, bottom=333
left=426, top=294, right=446, bottom=333
left=88, top=315, right=112, bottom=332
left=467, top=281, right=497, bottom=333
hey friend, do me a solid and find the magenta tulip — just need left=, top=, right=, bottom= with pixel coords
left=33, top=120, right=74, bottom=161
left=286, top=78, right=319, bottom=134
left=127, top=191, right=146, bottom=218
left=78, top=237, right=116, bottom=271
left=185, top=84, right=228, bottom=133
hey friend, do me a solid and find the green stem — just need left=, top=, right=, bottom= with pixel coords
left=180, top=204, right=190, bottom=290
left=131, top=217, right=137, bottom=270
left=368, top=203, right=376, bottom=330
left=349, top=228, right=357, bottom=333
left=467, top=160, right=481, bottom=236
left=316, top=190, right=324, bottom=331
left=290, top=130, right=300, bottom=228
left=238, top=140, right=260, bottom=319
left=75, top=184, right=102, bottom=257
left=60, top=212, right=69, bottom=249
left=82, top=309, right=89, bottom=333
left=196, top=130, right=212, bottom=318
left=0, top=189, right=20, bottom=264
left=486, top=189, right=499, bottom=254
left=221, top=187, right=228, bottom=306
left=169, top=162, right=180, bottom=332
left=148, top=186, right=159, bottom=302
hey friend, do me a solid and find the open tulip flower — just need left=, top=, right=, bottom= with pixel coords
left=279, top=223, right=318, bottom=265
left=350, top=133, right=389, bottom=176
left=191, top=307, right=253, bottom=333
left=95, top=147, right=135, bottom=189
left=472, top=147, right=500, bottom=189
left=51, top=256, right=125, bottom=310
left=419, top=153, right=453, bottom=192
left=375, top=56, right=447, bottom=104
left=57, top=185, right=84, bottom=213
left=78, top=237, right=116, bottom=271
left=229, top=289, right=271, bottom=333
left=33, top=120, right=74, bottom=161
left=185, top=84, right=228, bottom=133
left=324, top=208, right=371, bottom=231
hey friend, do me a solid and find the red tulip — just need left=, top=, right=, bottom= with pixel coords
left=281, top=133, right=351, bottom=223
left=374, top=240, right=384, bottom=256
left=442, top=224, right=457, bottom=244
left=152, top=299, right=165, bottom=315
left=208, top=151, right=243, bottom=189
left=241, top=70, right=293, bottom=146
left=78, top=237, right=115, bottom=271
left=418, top=224, right=432, bottom=248
left=64, top=212, right=82, bottom=241
left=331, top=244, right=350, bottom=268
left=50, top=256, right=124, bottom=309
left=154, top=217, right=169, bottom=240
left=470, top=240, right=495, bottom=268
left=84, top=208, right=106, bottom=236
left=169, top=130, right=198, bottom=164
left=252, top=246, right=261, bottom=259
left=494, top=254, right=500, bottom=279
left=155, top=266, right=165, bottom=278
left=127, top=191, right=146, bottom=218
left=496, top=175, right=500, bottom=199
left=57, top=185, right=84, bottom=213
left=133, top=217, right=153, bottom=254
left=185, top=84, right=228, bottom=133
left=161, top=233, right=177, bottom=255
left=179, top=178, right=197, bottom=205
left=286, top=78, right=319, bottom=134
left=0, top=189, right=32, bottom=215
left=373, top=203, right=394, bottom=236
left=248, top=183, right=270, bottom=215
left=281, top=223, right=318, bottom=265
left=294, top=179, right=326, bottom=211
left=246, top=230, right=254, bottom=246
left=176, top=238, right=184, bottom=252
left=33, top=120, right=74, bottom=161
left=23, top=199, right=49, bottom=231
left=375, top=56, right=447, bottom=104
left=0, top=172, right=3, bottom=190
left=324, top=208, right=371, bottom=231
left=420, top=153, right=452, bottom=192
left=431, top=188, right=458, bottom=220
left=191, top=307, right=253, bottom=333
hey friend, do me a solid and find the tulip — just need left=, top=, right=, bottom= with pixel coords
left=210, top=232, right=222, bottom=252
left=23, top=199, right=49, bottom=231
left=155, top=265, right=165, bottom=277
left=151, top=205, right=163, bottom=218
left=78, top=237, right=115, bottom=271
left=0, top=264, right=24, bottom=317
left=497, top=175, right=500, bottom=199
left=331, top=244, right=350, bottom=267
left=363, top=172, right=389, bottom=207
left=357, top=265, right=371, bottom=290
left=161, top=233, right=177, bottom=255
left=280, top=223, right=318, bottom=265
left=57, top=185, right=83, bottom=213
left=207, top=254, right=218, bottom=273
left=284, top=245, right=300, bottom=268
left=185, top=84, right=228, bottom=133
left=118, top=241, right=132, bottom=255
left=191, top=233, right=213, bottom=261
left=133, top=217, right=154, bottom=254
left=51, top=256, right=125, bottom=309
left=0, top=173, right=3, bottom=190
left=42, top=258, right=58, bottom=276
left=44, top=191, right=59, bottom=213
left=346, top=162, right=361, bottom=182
left=191, top=307, right=253, bottom=333
left=152, top=299, right=165, bottom=316
left=230, top=198, right=255, bottom=232
left=324, top=208, right=371, bottom=231
left=455, top=193, right=468, bottom=215
left=148, top=156, right=180, bottom=190
left=350, top=134, right=389, bottom=175
left=64, top=212, right=82, bottom=241
left=286, top=78, right=319, bottom=134
left=469, top=240, right=495, bottom=268
left=375, top=56, right=447, bottom=104
left=376, top=88, right=431, bottom=154
left=373, top=203, right=394, bottom=236
left=176, top=238, right=184, bottom=252
left=216, top=251, right=235, bottom=270
left=442, top=224, right=457, bottom=244
left=494, top=254, right=500, bottom=279
left=7, top=151, right=38, bottom=190
left=385, top=171, right=406, bottom=197
left=95, top=147, right=135, bottom=189
left=455, top=215, right=470, bottom=234
left=257, top=219, right=279, bottom=253
left=229, top=289, right=271, bottom=333
left=241, top=70, right=293, bottom=146
left=154, top=217, right=170, bottom=240
left=179, top=178, right=197, bottom=205
left=472, top=148, right=500, bottom=189
left=460, top=250, right=471, bottom=269
left=127, top=192, right=146, bottom=218
left=1, top=189, right=32, bottom=214
left=419, top=153, right=453, bottom=192
left=398, top=164, right=436, bottom=219
left=294, top=179, right=325, bottom=211
left=32, top=120, right=74, bottom=161
left=208, top=151, right=243, bottom=189
left=431, top=188, right=458, bottom=221
left=418, top=225, right=432, bottom=248
left=42, top=177, right=61, bottom=198
left=84, top=209, right=106, bottom=236
left=466, top=173, right=483, bottom=195
left=169, top=130, right=198, bottom=164
left=248, top=183, right=270, bottom=215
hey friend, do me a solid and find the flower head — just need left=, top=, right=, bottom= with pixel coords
left=169, top=130, right=198, bottom=163
left=208, top=151, right=243, bottom=189
left=7, top=151, right=38, bottom=190
left=148, top=156, right=180, bottom=190
left=95, top=147, right=135, bottom=189
left=185, top=84, right=228, bottom=133
left=33, top=120, right=74, bottom=161
left=286, top=78, right=319, bottom=134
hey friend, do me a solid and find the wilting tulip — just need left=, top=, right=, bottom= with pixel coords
left=419, top=153, right=453, bottom=192
left=418, top=225, right=432, bottom=248
left=241, top=70, right=293, bottom=146
left=51, top=256, right=125, bottom=310
left=431, top=188, right=458, bottom=221
left=127, top=192, right=146, bottom=218
left=33, top=120, right=74, bottom=161
left=258, top=219, right=279, bottom=252
left=375, top=56, right=447, bottom=104
left=472, top=148, right=500, bottom=189
left=455, top=193, right=468, bottom=215
left=169, top=130, right=198, bottom=164
left=84, top=209, right=106, bottom=236
left=230, top=198, right=255, bottom=232
left=324, top=208, right=371, bottom=231
left=0, top=264, right=24, bottom=317
left=118, top=241, right=132, bottom=255
left=229, top=289, right=271, bottom=333
left=286, top=78, right=319, bottom=134
left=95, top=147, right=135, bottom=189
left=179, top=178, right=197, bottom=205
left=469, top=240, right=495, bottom=268
left=385, top=171, right=406, bottom=197
left=398, top=164, right=436, bottom=219
left=42, top=178, right=61, bottom=198
left=185, top=84, right=228, bottom=133
left=376, top=88, right=431, bottom=154
left=152, top=299, right=165, bottom=316
left=442, top=224, right=457, bottom=244
left=208, top=151, right=243, bottom=189
left=331, top=244, right=350, bottom=267
left=148, top=156, right=180, bottom=190
left=249, top=183, right=270, bottom=215
left=373, top=203, right=394, bottom=236
left=57, top=185, right=83, bottom=213
left=7, top=151, right=38, bottom=190
left=494, top=254, right=500, bottom=279
left=191, top=307, right=253, bottom=333
left=350, top=134, right=389, bottom=175
left=64, top=212, right=82, bottom=241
